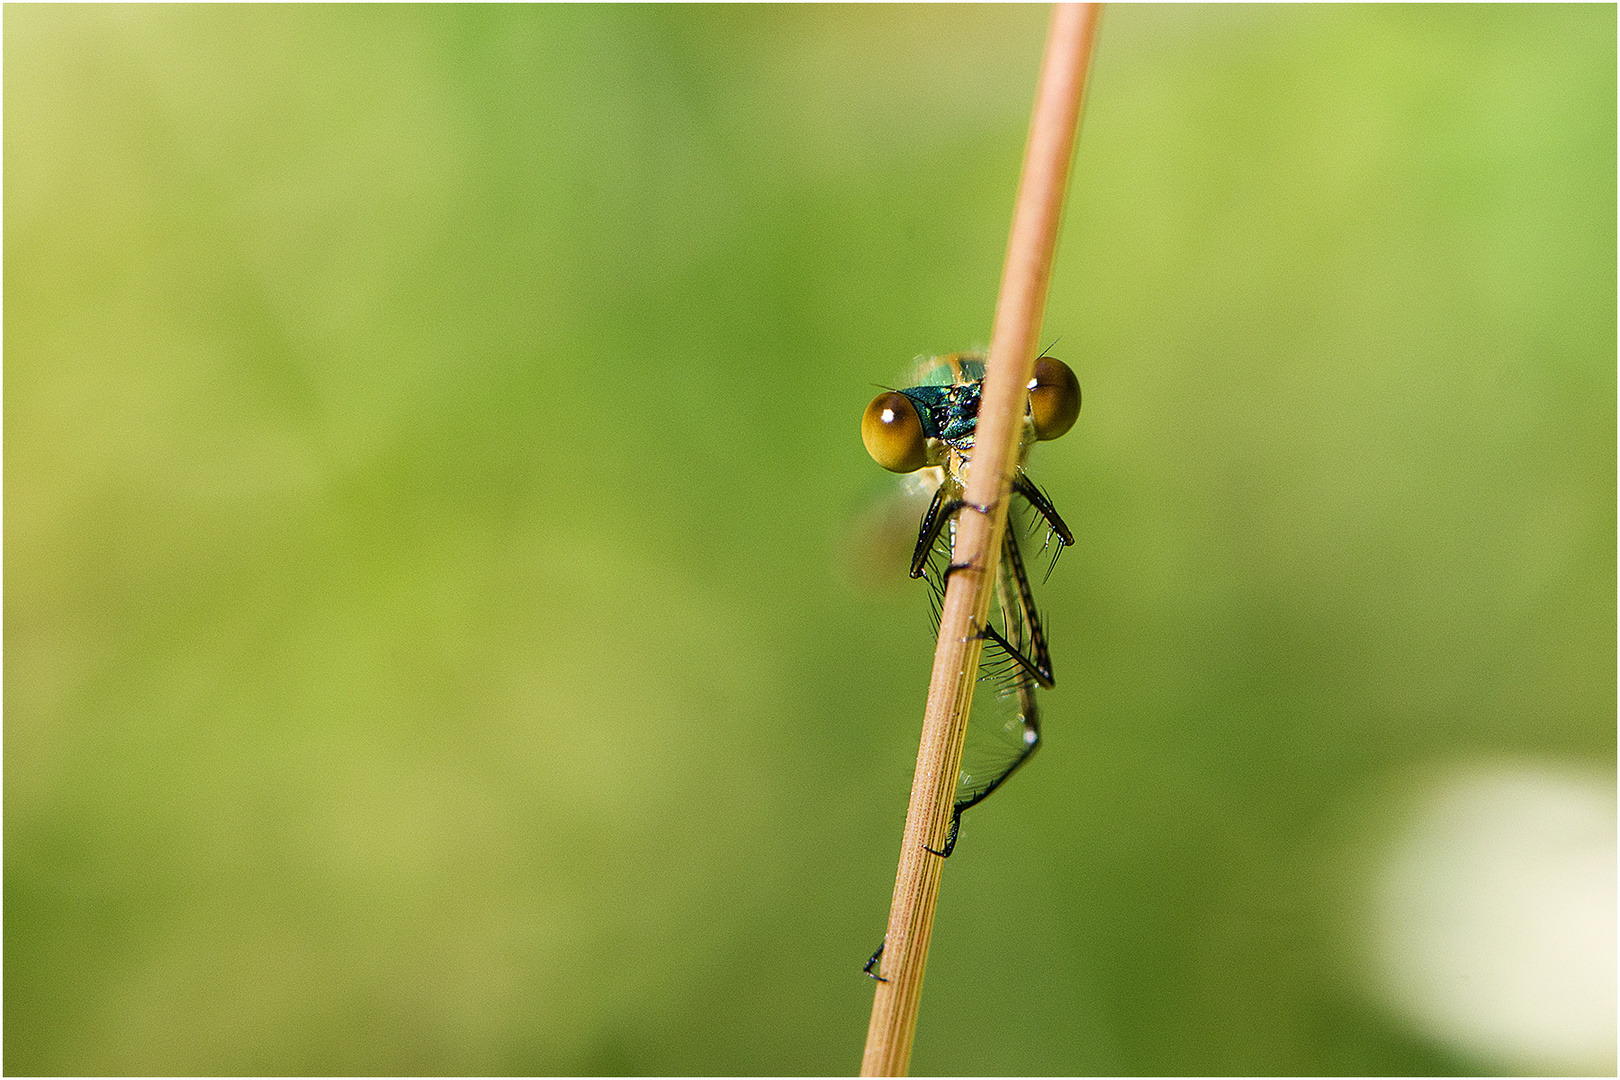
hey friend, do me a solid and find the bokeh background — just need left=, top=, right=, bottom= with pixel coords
left=6, top=5, right=1614, bottom=1075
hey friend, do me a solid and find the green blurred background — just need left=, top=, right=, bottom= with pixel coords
left=6, top=5, right=1614, bottom=1075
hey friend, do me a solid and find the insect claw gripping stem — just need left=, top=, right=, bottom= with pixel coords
left=923, top=808, right=963, bottom=859
left=864, top=942, right=888, bottom=982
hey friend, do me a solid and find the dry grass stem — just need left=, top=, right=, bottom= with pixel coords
left=859, top=4, right=1102, bottom=1076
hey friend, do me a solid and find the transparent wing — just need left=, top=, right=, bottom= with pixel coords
left=957, top=518, right=1045, bottom=816
left=916, top=492, right=1053, bottom=822
left=838, top=471, right=940, bottom=592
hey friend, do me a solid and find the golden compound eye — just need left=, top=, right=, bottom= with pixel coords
left=862, top=391, right=928, bottom=473
left=1028, top=356, right=1081, bottom=441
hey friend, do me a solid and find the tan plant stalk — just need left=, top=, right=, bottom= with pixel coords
left=859, top=5, right=1102, bottom=1076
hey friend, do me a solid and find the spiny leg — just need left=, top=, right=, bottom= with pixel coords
left=1012, top=472, right=1073, bottom=546
left=935, top=478, right=1057, bottom=594
left=1012, top=473, right=1073, bottom=582
left=973, top=529, right=1056, bottom=688
left=909, top=481, right=959, bottom=580
left=919, top=487, right=1000, bottom=607
left=931, top=490, right=1006, bottom=590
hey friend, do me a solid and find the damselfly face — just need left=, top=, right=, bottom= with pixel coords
left=861, top=352, right=1080, bottom=855
left=862, top=353, right=1079, bottom=482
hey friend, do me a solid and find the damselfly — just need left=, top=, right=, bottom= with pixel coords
left=859, top=352, right=1079, bottom=981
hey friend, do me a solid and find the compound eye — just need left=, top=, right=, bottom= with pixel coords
left=862, top=391, right=928, bottom=473
left=1028, top=356, right=1081, bottom=441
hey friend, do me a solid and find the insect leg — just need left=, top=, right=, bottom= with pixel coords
left=864, top=941, right=887, bottom=982
left=909, top=478, right=964, bottom=579
left=1012, top=473, right=1073, bottom=545
left=951, top=674, right=1042, bottom=818
left=924, top=804, right=964, bottom=858
left=974, top=529, right=1056, bottom=688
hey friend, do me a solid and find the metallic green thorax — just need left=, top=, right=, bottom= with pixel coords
left=897, top=355, right=988, bottom=448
